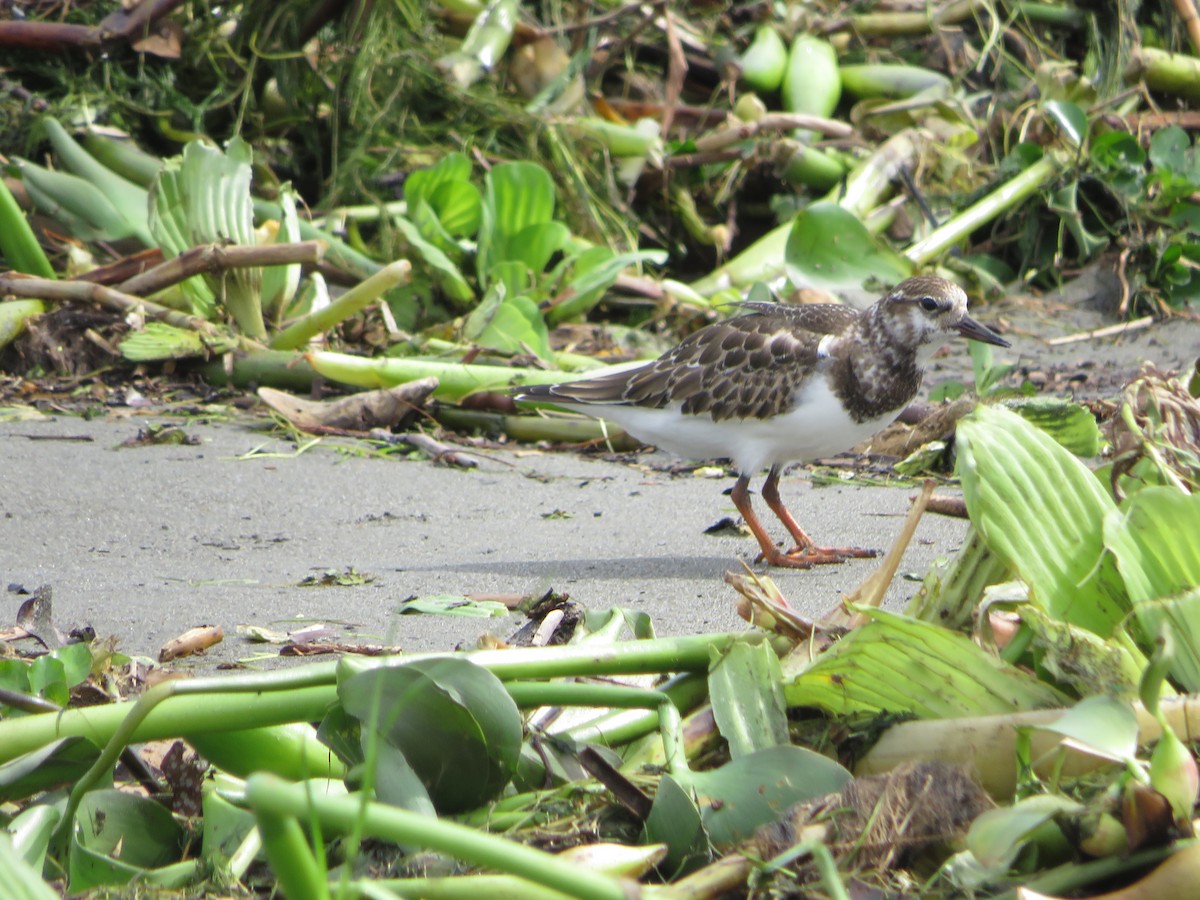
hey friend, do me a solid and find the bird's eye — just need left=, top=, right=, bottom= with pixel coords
left=919, top=296, right=940, bottom=312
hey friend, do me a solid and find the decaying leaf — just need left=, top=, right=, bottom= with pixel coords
left=258, top=378, right=437, bottom=432
left=158, top=625, right=223, bottom=661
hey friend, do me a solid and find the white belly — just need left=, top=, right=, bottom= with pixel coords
left=560, top=377, right=899, bottom=475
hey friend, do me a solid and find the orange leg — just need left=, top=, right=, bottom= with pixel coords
left=731, top=467, right=877, bottom=568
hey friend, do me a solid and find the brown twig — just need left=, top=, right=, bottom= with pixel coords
left=118, top=241, right=324, bottom=297
left=0, top=0, right=185, bottom=51
left=0, top=272, right=226, bottom=337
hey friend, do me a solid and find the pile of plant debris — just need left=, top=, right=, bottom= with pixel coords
left=3, top=0, right=1200, bottom=896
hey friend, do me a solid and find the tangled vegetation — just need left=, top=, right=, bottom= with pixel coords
left=2, top=0, right=1200, bottom=897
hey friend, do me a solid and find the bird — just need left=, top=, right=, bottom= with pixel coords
left=514, top=275, right=1010, bottom=568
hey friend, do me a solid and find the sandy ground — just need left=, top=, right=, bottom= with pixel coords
left=3, top=280, right=1198, bottom=669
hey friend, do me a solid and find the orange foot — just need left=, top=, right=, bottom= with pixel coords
left=756, top=544, right=879, bottom=568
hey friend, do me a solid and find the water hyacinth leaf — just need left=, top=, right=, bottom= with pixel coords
left=786, top=609, right=1067, bottom=717
left=956, top=404, right=1128, bottom=637
left=69, top=789, right=186, bottom=892
left=1003, top=397, right=1103, bottom=457
left=1104, top=488, right=1200, bottom=688
left=150, top=139, right=263, bottom=336
left=708, top=640, right=788, bottom=759
left=463, top=282, right=553, bottom=359
left=0, top=738, right=98, bottom=803
left=784, top=202, right=911, bottom=291
left=260, top=183, right=302, bottom=319
left=1105, top=487, right=1200, bottom=604
left=0, top=833, right=58, bottom=900
left=1039, top=695, right=1140, bottom=764
left=373, top=741, right=437, bottom=815
left=1017, top=605, right=1145, bottom=696
left=1044, top=99, right=1088, bottom=148
left=967, top=794, right=1085, bottom=870
left=200, top=778, right=258, bottom=864
left=643, top=773, right=709, bottom=875
left=404, top=151, right=482, bottom=238
left=546, top=247, right=669, bottom=325
left=477, top=160, right=557, bottom=283
left=687, top=745, right=852, bottom=847
left=503, top=221, right=571, bottom=280
left=338, top=658, right=522, bottom=813
left=393, top=214, right=475, bottom=306
left=16, top=159, right=141, bottom=243
left=8, top=802, right=61, bottom=872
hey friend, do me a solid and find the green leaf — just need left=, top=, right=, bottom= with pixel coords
left=338, top=658, right=522, bottom=813
left=149, top=139, right=264, bottom=337
left=395, top=595, right=511, bottom=617
left=786, top=609, right=1067, bottom=717
left=1105, top=488, right=1200, bottom=689
left=546, top=247, right=668, bottom=325
left=707, top=641, right=788, bottom=759
left=687, top=745, right=851, bottom=847
left=0, top=738, right=98, bottom=803
left=463, top=283, right=553, bottom=359
left=393, top=214, right=475, bottom=307
left=1003, top=397, right=1103, bottom=457
left=1039, top=695, right=1139, bottom=763
left=956, top=404, right=1129, bottom=636
left=69, top=789, right=186, bottom=892
left=1043, top=100, right=1088, bottom=148
left=428, top=180, right=482, bottom=238
left=478, top=161, right=557, bottom=282
left=403, top=152, right=472, bottom=211
left=967, top=794, right=1084, bottom=870
left=496, top=221, right=570, bottom=280
left=643, top=773, right=709, bottom=876
left=784, top=202, right=911, bottom=291
left=0, top=832, right=59, bottom=900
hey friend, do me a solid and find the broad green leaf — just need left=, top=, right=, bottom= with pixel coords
left=643, top=773, right=709, bottom=876
left=546, top=247, right=668, bottom=325
left=7, top=802, right=61, bottom=873
left=786, top=609, right=1067, bottom=717
left=1018, top=606, right=1145, bottom=696
left=393, top=214, right=475, bottom=306
left=403, top=152, right=472, bottom=210
left=1003, top=397, right=1103, bottom=457
left=956, top=404, right=1128, bottom=636
left=1044, top=99, right=1088, bottom=148
left=1039, top=695, right=1139, bottom=763
left=428, top=180, right=482, bottom=238
left=373, top=742, right=437, bottom=815
left=27, top=656, right=67, bottom=708
left=967, top=794, right=1084, bottom=870
left=688, top=745, right=851, bottom=847
left=0, top=738, right=98, bottom=802
left=201, top=777, right=258, bottom=865
left=784, top=202, right=911, bottom=291
left=463, top=283, right=553, bottom=359
left=707, top=641, right=788, bottom=759
left=1104, top=487, right=1200, bottom=604
left=69, top=789, right=186, bottom=892
left=149, top=139, right=264, bottom=337
left=338, top=658, right=522, bottom=813
left=17, top=159, right=142, bottom=243
left=495, top=221, right=570, bottom=280
left=0, top=833, right=58, bottom=900
left=1106, top=487, right=1200, bottom=688
left=478, top=161, right=557, bottom=282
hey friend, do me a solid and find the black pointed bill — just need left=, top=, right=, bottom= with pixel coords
left=956, top=314, right=1010, bottom=348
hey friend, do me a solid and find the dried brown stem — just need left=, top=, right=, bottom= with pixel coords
left=0, top=272, right=225, bottom=337
left=118, top=241, right=324, bottom=297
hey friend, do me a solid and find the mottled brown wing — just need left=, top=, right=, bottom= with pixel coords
left=526, top=304, right=860, bottom=422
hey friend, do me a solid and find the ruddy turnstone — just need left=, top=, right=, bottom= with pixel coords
left=515, top=275, right=1010, bottom=568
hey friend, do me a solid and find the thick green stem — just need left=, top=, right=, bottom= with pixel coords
left=243, top=774, right=630, bottom=900
left=904, top=150, right=1067, bottom=267
left=270, top=260, right=412, bottom=350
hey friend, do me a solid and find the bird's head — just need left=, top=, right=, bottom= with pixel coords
left=880, top=275, right=1010, bottom=360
